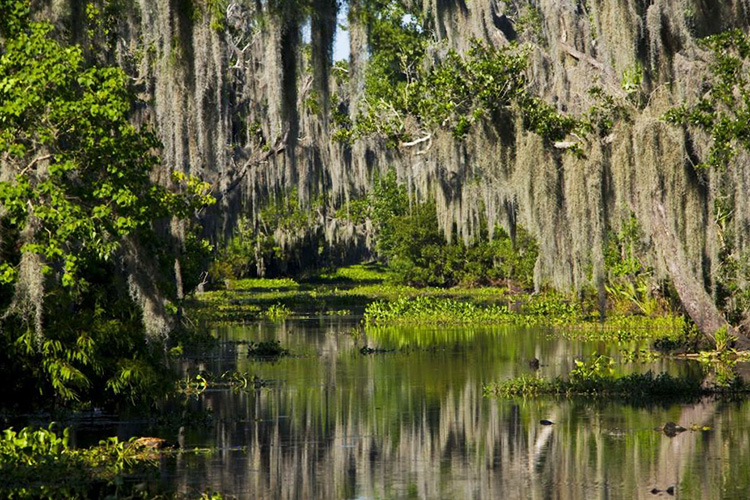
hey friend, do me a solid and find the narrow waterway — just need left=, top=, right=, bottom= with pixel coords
left=92, top=316, right=750, bottom=499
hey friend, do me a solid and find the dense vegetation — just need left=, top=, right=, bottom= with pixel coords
left=2, top=0, right=750, bottom=496
left=0, top=1, right=213, bottom=410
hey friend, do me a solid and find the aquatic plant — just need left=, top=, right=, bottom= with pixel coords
left=485, top=370, right=706, bottom=399
left=265, top=303, right=292, bottom=321
left=177, top=370, right=268, bottom=396
left=0, top=424, right=158, bottom=499
left=484, top=352, right=750, bottom=400
left=364, top=296, right=511, bottom=326
left=247, top=340, right=289, bottom=358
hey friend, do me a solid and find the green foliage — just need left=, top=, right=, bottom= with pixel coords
left=604, top=214, right=660, bottom=315
left=0, top=8, right=213, bottom=409
left=0, top=305, right=175, bottom=409
left=206, top=0, right=230, bottom=32
left=0, top=19, right=213, bottom=291
left=579, top=86, right=629, bottom=137
left=264, top=303, right=292, bottom=321
left=664, top=30, right=750, bottom=171
left=570, top=354, right=614, bottom=382
left=369, top=171, right=538, bottom=287
left=356, top=0, right=427, bottom=114
left=209, top=190, right=336, bottom=281
left=209, top=217, right=259, bottom=281
left=364, top=296, right=511, bottom=326
left=664, top=30, right=750, bottom=323
left=713, top=325, right=737, bottom=354
left=313, top=263, right=390, bottom=283
left=0, top=424, right=158, bottom=499
left=345, top=2, right=580, bottom=145
left=620, top=62, right=644, bottom=102
left=485, top=363, right=708, bottom=399
left=362, top=293, right=588, bottom=327
left=0, top=0, right=30, bottom=40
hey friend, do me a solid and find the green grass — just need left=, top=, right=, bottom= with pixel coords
left=228, top=277, right=299, bottom=290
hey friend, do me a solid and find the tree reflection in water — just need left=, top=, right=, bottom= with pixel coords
left=160, top=318, right=750, bottom=500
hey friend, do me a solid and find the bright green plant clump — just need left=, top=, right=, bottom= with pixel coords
left=369, top=171, right=538, bottom=288
left=364, top=296, right=511, bottom=325
left=485, top=355, right=714, bottom=400
left=265, top=303, right=292, bottom=321
left=0, top=424, right=158, bottom=499
left=485, top=370, right=706, bottom=399
left=363, top=293, right=587, bottom=326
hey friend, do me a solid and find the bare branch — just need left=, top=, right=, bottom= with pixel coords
left=19, top=154, right=53, bottom=177
left=400, top=134, right=432, bottom=148
left=559, top=42, right=628, bottom=99
left=211, top=131, right=289, bottom=203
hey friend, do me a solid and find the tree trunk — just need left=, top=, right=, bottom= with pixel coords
left=649, top=202, right=750, bottom=350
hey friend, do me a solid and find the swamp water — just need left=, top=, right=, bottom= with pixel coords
left=86, top=316, right=750, bottom=499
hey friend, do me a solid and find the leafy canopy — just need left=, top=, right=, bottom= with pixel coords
left=0, top=18, right=213, bottom=290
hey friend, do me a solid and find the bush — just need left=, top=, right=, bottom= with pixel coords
left=370, top=171, right=538, bottom=288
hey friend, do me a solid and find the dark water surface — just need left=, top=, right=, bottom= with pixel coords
left=96, top=317, right=750, bottom=498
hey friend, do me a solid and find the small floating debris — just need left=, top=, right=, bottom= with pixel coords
left=540, top=419, right=554, bottom=426
left=131, top=437, right=172, bottom=449
left=127, top=437, right=174, bottom=458
left=650, top=486, right=674, bottom=496
left=360, top=345, right=392, bottom=355
left=656, top=422, right=687, bottom=437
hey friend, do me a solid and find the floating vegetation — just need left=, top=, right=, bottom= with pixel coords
left=364, top=296, right=511, bottom=326
left=177, top=371, right=269, bottom=396
left=363, top=294, right=685, bottom=341
left=265, top=303, right=292, bottom=321
left=0, top=424, right=158, bottom=499
left=309, top=263, right=390, bottom=283
left=228, top=278, right=300, bottom=290
left=485, top=353, right=750, bottom=400
left=485, top=371, right=706, bottom=400
left=186, top=290, right=262, bottom=324
left=246, top=340, right=290, bottom=359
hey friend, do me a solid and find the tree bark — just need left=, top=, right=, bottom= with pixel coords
left=649, top=202, right=750, bottom=349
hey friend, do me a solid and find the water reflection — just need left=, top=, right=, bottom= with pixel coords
left=159, top=318, right=750, bottom=499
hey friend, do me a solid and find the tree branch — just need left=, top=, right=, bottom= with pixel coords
left=559, top=42, right=628, bottom=99
left=400, top=133, right=432, bottom=148
left=212, top=131, right=289, bottom=203
left=19, top=154, right=53, bottom=177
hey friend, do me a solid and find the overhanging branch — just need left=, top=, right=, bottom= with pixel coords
left=213, top=131, right=289, bottom=203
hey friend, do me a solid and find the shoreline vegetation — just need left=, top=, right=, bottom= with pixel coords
left=188, top=263, right=690, bottom=341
